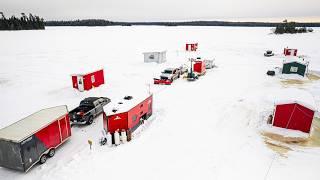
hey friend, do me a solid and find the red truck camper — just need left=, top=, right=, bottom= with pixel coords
left=284, top=48, right=298, bottom=56
left=186, top=43, right=198, bottom=51
left=103, top=94, right=153, bottom=137
left=0, top=106, right=71, bottom=172
left=193, top=60, right=206, bottom=75
left=71, top=69, right=105, bottom=92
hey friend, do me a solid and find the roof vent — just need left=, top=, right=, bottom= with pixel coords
left=124, top=96, right=133, bottom=100
left=112, top=108, right=118, bottom=113
left=118, top=102, right=123, bottom=104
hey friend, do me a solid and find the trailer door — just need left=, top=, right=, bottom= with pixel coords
left=21, top=136, right=39, bottom=170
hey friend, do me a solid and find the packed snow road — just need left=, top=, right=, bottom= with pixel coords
left=0, top=26, right=320, bottom=180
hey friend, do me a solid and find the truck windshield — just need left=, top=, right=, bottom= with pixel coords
left=163, top=70, right=173, bottom=74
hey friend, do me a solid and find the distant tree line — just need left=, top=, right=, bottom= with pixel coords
left=45, top=19, right=320, bottom=27
left=274, top=20, right=314, bottom=34
left=0, top=12, right=45, bottom=30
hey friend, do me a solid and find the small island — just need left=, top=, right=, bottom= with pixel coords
left=274, top=20, right=314, bottom=34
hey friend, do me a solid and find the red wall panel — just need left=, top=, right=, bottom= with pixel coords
left=273, top=103, right=314, bottom=133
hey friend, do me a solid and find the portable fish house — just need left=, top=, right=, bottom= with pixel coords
left=186, top=43, right=198, bottom=51
left=143, top=51, right=166, bottom=63
left=272, top=89, right=317, bottom=133
left=103, top=94, right=153, bottom=135
left=0, top=106, right=71, bottom=172
left=282, top=57, right=308, bottom=76
left=71, top=69, right=104, bottom=92
left=284, top=48, right=298, bottom=56
left=193, top=60, right=206, bottom=75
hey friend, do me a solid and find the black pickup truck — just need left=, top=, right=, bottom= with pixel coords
left=69, top=97, right=111, bottom=125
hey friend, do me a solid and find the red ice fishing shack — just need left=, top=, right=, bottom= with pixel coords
left=186, top=43, right=198, bottom=51
left=0, top=105, right=71, bottom=172
left=193, top=60, right=206, bottom=75
left=284, top=48, right=298, bottom=56
left=103, top=93, right=153, bottom=135
left=71, top=69, right=105, bottom=92
left=272, top=89, right=317, bottom=133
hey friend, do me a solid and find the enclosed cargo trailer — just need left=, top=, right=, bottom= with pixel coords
left=0, top=105, right=71, bottom=172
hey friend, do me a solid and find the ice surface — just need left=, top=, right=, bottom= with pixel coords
left=0, top=26, right=320, bottom=180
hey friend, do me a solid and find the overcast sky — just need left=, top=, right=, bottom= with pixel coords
left=1, top=0, right=320, bottom=22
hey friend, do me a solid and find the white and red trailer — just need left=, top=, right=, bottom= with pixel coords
left=0, top=106, right=71, bottom=172
left=71, top=69, right=105, bottom=92
left=103, top=94, right=153, bottom=140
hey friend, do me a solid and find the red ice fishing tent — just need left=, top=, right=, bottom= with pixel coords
left=284, top=48, right=298, bottom=56
left=103, top=93, right=153, bottom=134
left=186, top=43, right=198, bottom=51
left=272, top=89, right=317, bottom=133
left=71, top=69, right=105, bottom=92
left=0, top=106, right=71, bottom=172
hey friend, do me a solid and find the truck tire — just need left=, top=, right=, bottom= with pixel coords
left=48, top=148, right=55, bottom=157
left=40, top=154, right=47, bottom=164
left=87, top=116, right=93, bottom=125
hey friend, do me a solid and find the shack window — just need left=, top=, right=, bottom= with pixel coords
left=149, top=55, right=155, bottom=59
left=290, top=66, right=298, bottom=73
left=132, top=115, right=137, bottom=123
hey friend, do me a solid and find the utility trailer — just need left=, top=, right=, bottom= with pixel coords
left=0, top=106, right=71, bottom=172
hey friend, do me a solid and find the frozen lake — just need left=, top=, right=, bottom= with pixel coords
left=0, top=26, right=320, bottom=180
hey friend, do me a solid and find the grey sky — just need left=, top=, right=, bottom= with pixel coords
left=1, top=0, right=320, bottom=21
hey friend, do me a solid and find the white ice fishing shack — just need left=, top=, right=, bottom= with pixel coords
left=143, top=51, right=166, bottom=63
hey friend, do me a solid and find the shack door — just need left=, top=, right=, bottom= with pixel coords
left=290, top=50, right=295, bottom=56
left=77, top=76, right=84, bottom=92
left=21, top=136, right=39, bottom=170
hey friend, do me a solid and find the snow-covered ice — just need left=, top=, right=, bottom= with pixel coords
left=0, top=26, right=320, bottom=180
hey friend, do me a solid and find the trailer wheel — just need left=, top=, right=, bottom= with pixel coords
left=87, top=116, right=93, bottom=125
left=48, top=149, right=55, bottom=157
left=40, top=155, right=47, bottom=164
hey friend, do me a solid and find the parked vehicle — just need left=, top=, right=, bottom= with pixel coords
left=69, top=97, right=111, bottom=125
left=160, top=68, right=181, bottom=81
left=264, top=50, right=274, bottom=57
left=0, top=106, right=71, bottom=172
left=154, top=68, right=181, bottom=85
left=186, top=71, right=199, bottom=81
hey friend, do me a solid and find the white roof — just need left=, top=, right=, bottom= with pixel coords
left=0, top=106, right=68, bottom=143
left=143, top=51, right=166, bottom=54
left=71, top=67, right=104, bottom=76
left=283, top=56, right=309, bottom=66
left=103, top=93, right=152, bottom=116
left=274, top=88, right=317, bottom=111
